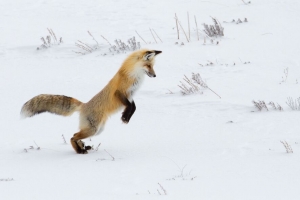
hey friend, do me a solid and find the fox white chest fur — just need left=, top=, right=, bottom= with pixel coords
left=127, top=67, right=146, bottom=101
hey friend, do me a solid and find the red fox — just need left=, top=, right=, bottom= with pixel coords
left=21, top=49, right=162, bottom=154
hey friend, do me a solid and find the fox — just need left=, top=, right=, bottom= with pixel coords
left=21, top=49, right=162, bottom=154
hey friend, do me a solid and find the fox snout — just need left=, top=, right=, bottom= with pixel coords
left=144, top=63, right=156, bottom=78
left=145, top=67, right=156, bottom=78
left=147, top=72, right=156, bottom=78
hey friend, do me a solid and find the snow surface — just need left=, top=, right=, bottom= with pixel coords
left=1, top=0, right=300, bottom=199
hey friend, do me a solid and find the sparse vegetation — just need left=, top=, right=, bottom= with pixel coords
left=0, top=178, right=14, bottom=182
left=37, top=28, right=63, bottom=50
left=269, top=101, right=284, bottom=111
left=62, top=134, right=67, bottom=144
left=74, top=31, right=100, bottom=55
left=175, top=13, right=190, bottom=42
left=166, top=163, right=197, bottom=181
left=178, top=72, right=221, bottom=98
left=157, top=183, right=167, bottom=195
left=174, top=13, right=224, bottom=43
left=94, top=143, right=101, bottom=151
left=75, top=31, right=140, bottom=55
left=252, top=100, right=269, bottom=111
left=253, top=100, right=283, bottom=111
left=146, top=183, right=167, bottom=196
left=198, top=58, right=250, bottom=66
left=96, top=149, right=115, bottom=161
left=280, top=141, right=293, bottom=153
left=286, top=97, right=300, bottom=110
left=203, top=17, right=224, bottom=37
left=108, top=37, right=140, bottom=54
left=224, top=18, right=248, bottom=24
left=280, top=67, right=289, bottom=83
left=24, top=141, right=40, bottom=152
left=241, top=0, right=251, bottom=5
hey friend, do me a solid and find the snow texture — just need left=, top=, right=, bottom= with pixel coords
left=1, top=0, right=300, bottom=199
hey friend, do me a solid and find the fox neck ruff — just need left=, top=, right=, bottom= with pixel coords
left=127, top=67, right=145, bottom=100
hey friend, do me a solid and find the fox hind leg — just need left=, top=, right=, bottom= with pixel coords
left=77, top=140, right=92, bottom=151
left=71, top=129, right=95, bottom=154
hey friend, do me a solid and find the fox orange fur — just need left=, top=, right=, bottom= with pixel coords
left=21, top=49, right=162, bottom=154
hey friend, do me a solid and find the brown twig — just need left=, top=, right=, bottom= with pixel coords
left=75, top=40, right=93, bottom=53
left=135, top=30, right=147, bottom=44
left=241, top=0, right=250, bottom=5
left=48, top=28, right=57, bottom=44
left=88, top=31, right=99, bottom=46
left=175, top=13, right=180, bottom=40
left=33, top=141, right=40, bottom=150
left=62, top=134, right=67, bottom=144
left=187, top=12, right=190, bottom=41
left=149, top=28, right=157, bottom=43
left=152, top=29, right=163, bottom=43
left=95, top=143, right=101, bottom=151
left=194, top=15, right=199, bottom=41
left=280, top=141, right=293, bottom=153
left=101, top=35, right=111, bottom=46
left=177, top=18, right=190, bottom=42
left=158, top=183, right=167, bottom=195
left=104, top=149, right=115, bottom=161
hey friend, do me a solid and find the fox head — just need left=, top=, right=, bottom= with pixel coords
left=122, top=49, right=162, bottom=79
left=140, top=50, right=162, bottom=78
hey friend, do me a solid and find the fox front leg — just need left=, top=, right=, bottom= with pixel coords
left=122, top=100, right=136, bottom=123
left=115, top=90, right=136, bottom=123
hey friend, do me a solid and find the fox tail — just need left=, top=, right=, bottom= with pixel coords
left=21, top=94, right=82, bottom=118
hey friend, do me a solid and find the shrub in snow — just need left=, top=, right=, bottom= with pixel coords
left=109, top=37, right=140, bottom=54
left=268, top=101, right=283, bottom=111
left=74, top=31, right=140, bottom=55
left=203, top=17, right=224, bottom=37
left=223, top=18, right=248, bottom=24
left=178, top=73, right=221, bottom=98
left=280, top=141, right=293, bottom=153
left=0, top=178, right=14, bottom=182
left=252, top=100, right=283, bottom=111
left=286, top=97, right=300, bottom=110
left=37, top=28, right=63, bottom=50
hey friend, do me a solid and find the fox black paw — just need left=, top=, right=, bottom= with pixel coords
left=78, top=149, right=88, bottom=154
left=84, top=146, right=92, bottom=150
left=121, top=116, right=129, bottom=124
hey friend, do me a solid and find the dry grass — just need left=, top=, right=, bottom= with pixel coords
left=0, top=178, right=14, bottom=182
left=178, top=73, right=221, bottom=98
left=280, top=141, right=293, bottom=153
left=203, top=17, right=224, bottom=37
left=37, top=28, right=62, bottom=50
left=109, top=37, right=140, bottom=54
left=253, top=100, right=283, bottom=111
left=286, top=97, right=300, bottom=110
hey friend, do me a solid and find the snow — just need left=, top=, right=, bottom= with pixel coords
left=1, top=0, right=300, bottom=199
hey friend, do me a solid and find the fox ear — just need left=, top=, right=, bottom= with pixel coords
left=143, top=52, right=155, bottom=61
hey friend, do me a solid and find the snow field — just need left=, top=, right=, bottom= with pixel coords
left=1, top=0, right=300, bottom=199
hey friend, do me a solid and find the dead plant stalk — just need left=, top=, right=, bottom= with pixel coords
left=152, top=29, right=163, bottom=43
left=135, top=30, right=147, bottom=44
left=149, top=28, right=157, bottom=43
left=194, top=15, right=199, bottom=41
left=175, top=13, right=180, bottom=39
